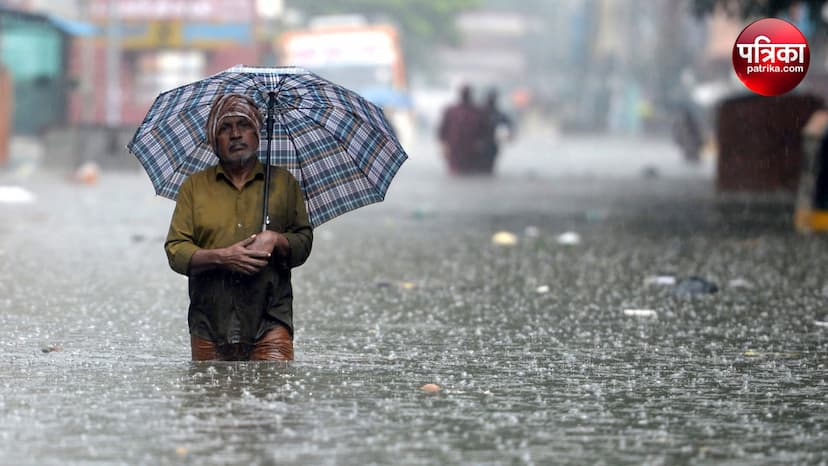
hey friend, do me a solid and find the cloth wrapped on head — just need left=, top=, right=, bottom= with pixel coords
left=205, top=93, right=264, bottom=154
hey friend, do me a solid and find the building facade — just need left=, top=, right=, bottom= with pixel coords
left=69, top=0, right=263, bottom=127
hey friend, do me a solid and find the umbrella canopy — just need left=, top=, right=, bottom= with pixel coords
left=127, top=65, right=408, bottom=227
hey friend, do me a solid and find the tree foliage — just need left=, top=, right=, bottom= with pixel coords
left=691, top=0, right=826, bottom=19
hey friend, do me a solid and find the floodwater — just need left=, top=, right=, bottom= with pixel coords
left=1, top=134, right=827, bottom=465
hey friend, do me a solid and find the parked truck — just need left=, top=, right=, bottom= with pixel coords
left=276, top=17, right=414, bottom=148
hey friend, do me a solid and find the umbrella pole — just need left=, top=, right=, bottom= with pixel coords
left=261, top=91, right=277, bottom=232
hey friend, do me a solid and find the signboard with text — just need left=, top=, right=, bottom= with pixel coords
left=89, top=0, right=254, bottom=22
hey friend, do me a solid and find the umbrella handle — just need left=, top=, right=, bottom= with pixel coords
left=261, top=91, right=277, bottom=232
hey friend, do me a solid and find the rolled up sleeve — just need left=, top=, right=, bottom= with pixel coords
left=164, top=177, right=199, bottom=275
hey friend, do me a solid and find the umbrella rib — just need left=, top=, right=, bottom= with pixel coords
left=276, top=85, right=396, bottom=141
left=287, top=107, right=399, bottom=197
left=278, top=109, right=311, bottom=206
left=300, top=99, right=396, bottom=140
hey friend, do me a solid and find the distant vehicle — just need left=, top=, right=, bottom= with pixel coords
left=276, top=16, right=414, bottom=147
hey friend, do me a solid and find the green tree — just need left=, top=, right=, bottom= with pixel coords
left=285, top=0, right=481, bottom=74
left=691, top=0, right=828, bottom=61
left=691, top=0, right=825, bottom=19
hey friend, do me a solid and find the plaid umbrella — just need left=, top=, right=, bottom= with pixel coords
left=126, top=65, right=408, bottom=228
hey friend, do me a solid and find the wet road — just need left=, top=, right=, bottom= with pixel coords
left=1, top=133, right=827, bottom=465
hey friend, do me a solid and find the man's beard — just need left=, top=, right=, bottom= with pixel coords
left=220, top=150, right=257, bottom=170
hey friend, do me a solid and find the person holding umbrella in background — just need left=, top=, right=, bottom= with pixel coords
left=164, top=93, right=313, bottom=361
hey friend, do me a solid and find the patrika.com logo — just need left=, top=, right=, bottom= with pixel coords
left=732, top=18, right=810, bottom=96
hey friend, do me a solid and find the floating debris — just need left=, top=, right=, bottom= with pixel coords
left=815, top=321, right=828, bottom=328
left=585, top=209, right=609, bottom=222
left=738, top=238, right=763, bottom=249
left=536, top=285, right=550, bottom=294
left=492, top=231, right=518, bottom=246
left=376, top=281, right=416, bottom=290
left=643, top=275, right=676, bottom=286
left=41, top=345, right=62, bottom=354
left=411, top=206, right=436, bottom=220
left=641, top=165, right=660, bottom=178
left=673, top=276, right=718, bottom=296
left=0, top=186, right=36, bottom=204
left=555, top=231, right=581, bottom=245
left=728, top=278, right=755, bottom=289
left=72, top=161, right=100, bottom=185
left=420, top=383, right=441, bottom=393
left=524, top=226, right=541, bottom=238
left=623, top=309, right=657, bottom=318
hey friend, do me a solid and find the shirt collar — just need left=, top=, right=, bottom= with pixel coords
left=214, top=159, right=266, bottom=183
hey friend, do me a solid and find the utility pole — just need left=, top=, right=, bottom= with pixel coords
left=80, top=0, right=94, bottom=123
left=105, top=0, right=121, bottom=128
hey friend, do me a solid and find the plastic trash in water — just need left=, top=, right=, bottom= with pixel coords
left=72, top=161, right=100, bottom=185
left=536, top=285, right=550, bottom=294
left=556, top=231, right=581, bottom=245
left=411, top=204, right=437, bottom=220
left=0, top=186, right=36, bottom=204
left=643, top=275, right=677, bottom=286
left=623, top=309, right=657, bottom=317
left=728, top=278, right=755, bottom=289
left=585, top=209, right=610, bottom=222
left=673, top=276, right=718, bottom=296
left=524, top=226, right=541, bottom=238
left=492, top=231, right=519, bottom=246
left=641, top=165, right=660, bottom=178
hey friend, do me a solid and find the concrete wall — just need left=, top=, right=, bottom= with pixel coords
left=43, top=125, right=141, bottom=172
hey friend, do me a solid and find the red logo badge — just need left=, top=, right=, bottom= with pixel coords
left=732, top=18, right=809, bottom=96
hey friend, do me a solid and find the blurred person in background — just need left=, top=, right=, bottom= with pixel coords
left=164, top=94, right=313, bottom=362
left=672, top=106, right=703, bottom=163
left=481, top=88, right=515, bottom=174
left=438, top=84, right=488, bottom=175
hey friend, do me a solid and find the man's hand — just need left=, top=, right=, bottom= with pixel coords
left=189, top=235, right=270, bottom=276
left=222, top=235, right=271, bottom=275
left=249, top=230, right=290, bottom=260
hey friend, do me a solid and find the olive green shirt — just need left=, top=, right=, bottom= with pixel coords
left=164, top=161, right=313, bottom=345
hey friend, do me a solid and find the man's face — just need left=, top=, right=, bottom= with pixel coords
left=215, top=115, right=259, bottom=166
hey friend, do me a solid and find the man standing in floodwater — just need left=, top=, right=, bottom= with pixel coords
left=438, top=84, right=488, bottom=175
left=164, top=93, right=313, bottom=361
left=481, top=89, right=515, bottom=174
